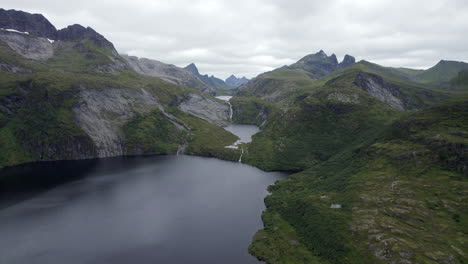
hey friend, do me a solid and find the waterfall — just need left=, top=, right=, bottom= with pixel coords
left=176, top=142, right=187, bottom=155
left=238, top=148, right=244, bottom=163
left=228, top=101, right=233, bottom=120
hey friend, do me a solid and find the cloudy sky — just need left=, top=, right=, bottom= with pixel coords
left=3, top=0, right=468, bottom=79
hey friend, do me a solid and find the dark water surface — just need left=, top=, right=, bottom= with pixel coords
left=0, top=155, right=285, bottom=264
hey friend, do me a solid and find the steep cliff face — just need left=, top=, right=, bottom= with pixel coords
left=354, top=72, right=405, bottom=110
left=0, top=9, right=57, bottom=39
left=73, top=87, right=163, bottom=157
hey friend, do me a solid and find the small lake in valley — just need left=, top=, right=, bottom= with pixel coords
left=0, top=117, right=283, bottom=264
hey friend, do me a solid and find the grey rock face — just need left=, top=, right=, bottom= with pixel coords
left=178, top=93, right=230, bottom=126
left=0, top=30, right=54, bottom=60
left=122, top=55, right=215, bottom=94
left=73, top=86, right=164, bottom=158
left=354, top=73, right=405, bottom=110
left=0, top=9, right=57, bottom=39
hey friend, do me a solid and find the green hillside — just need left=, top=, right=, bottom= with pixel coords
left=412, top=60, right=468, bottom=84
left=247, top=95, right=467, bottom=264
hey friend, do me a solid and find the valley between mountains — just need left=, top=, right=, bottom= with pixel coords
left=0, top=8, right=467, bottom=264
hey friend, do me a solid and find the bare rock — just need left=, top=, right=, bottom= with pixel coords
left=178, top=93, right=230, bottom=126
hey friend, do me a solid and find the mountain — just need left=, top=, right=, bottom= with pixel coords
left=184, top=63, right=230, bottom=90
left=122, top=55, right=215, bottom=94
left=288, top=50, right=356, bottom=78
left=225, top=74, right=249, bottom=88
left=0, top=9, right=241, bottom=168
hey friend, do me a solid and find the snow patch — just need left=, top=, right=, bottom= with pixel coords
left=47, top=38, right=55, bottom=43
left=1, top=28, right=29, bottom=35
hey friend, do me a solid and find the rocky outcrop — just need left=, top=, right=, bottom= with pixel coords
left=0, top=30, right=54, bottom=60
left=0, top=9, right=57, bottom=39
left=57, top=24, right=117, bottom=55
left=354, top=72, right=405, bottom=110
left=225, top=74, right=249, bottom=88
left=122, top=55, right=215, bottom=94
left=289, top=50, right=356, bottom=78
left=178, top=93, right=230, bottom=126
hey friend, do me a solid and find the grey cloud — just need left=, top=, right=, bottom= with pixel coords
left=2, top=0, right=467, bottom=79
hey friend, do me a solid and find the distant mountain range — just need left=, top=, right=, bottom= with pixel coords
left=184, top=63, right=249, bottom=90
left=226, top=74, right=249, bottom=88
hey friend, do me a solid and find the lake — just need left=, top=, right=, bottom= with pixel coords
left=0, top=127, right=284, bottom=264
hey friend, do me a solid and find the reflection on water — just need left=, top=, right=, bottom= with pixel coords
left=0, top=155, right=285, bottom=264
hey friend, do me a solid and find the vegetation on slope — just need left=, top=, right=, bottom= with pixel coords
left=247, top=94, right=467, bottom=263
left=0, top=38, right=238, bottom=169
left=411, top=60, right=468, bottom=84
left=450, top=70, right=468, bottom=90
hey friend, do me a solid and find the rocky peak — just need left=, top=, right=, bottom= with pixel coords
left=0, top=8, right=57, bottom=39
left=57, top=24, right=116, bottom=52
left=339, top=54, right=356, bottom=69
left=330, top=54, right=338, bottom=65
left=184, top=63, right=200, bottom=76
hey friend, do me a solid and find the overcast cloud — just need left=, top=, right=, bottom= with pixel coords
left=2, top=0, right=468, bottom=79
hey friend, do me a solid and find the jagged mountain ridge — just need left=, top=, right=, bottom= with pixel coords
left=184, top=63, right=248, bottom=90
left=288, top=50, right=356, bottom=77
